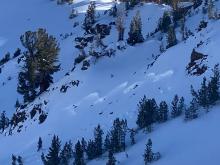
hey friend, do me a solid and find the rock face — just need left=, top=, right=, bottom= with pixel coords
left=186, top=49, right=208, bottom=76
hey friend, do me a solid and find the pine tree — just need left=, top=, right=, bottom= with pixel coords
left=110, top=4, right=117, bottom=17
left=104, top=134, right=111, bottom=151
left=198, top=77, right=209, bottom=108
left=158, top=101, right=168, bottom=122
left=12, top=155, right=17, bottom=165
left=94, top=124, right=104, bottom=157
left=116, top=8, right=125, bottom=41
left=17, top=156, right=23, bottom=165
left=74, top=141, right=85, bottom=165
left=143, top=139, right=153, bottom=165
left=106, top=150, right=116, bottom=165
left=81, top=138, right=87, bottom=152
left=180, top=16, right=186, bottom=40
left=127, top=11, right=144, bottom=45
left=15, top=99, right=21, bottom=109
left=159, top=12, right=172, bottom=33
left=136, top=96, right=157, bottom=131
left=83, top=1, right=96, bottom=33
left=188, top=98, right=199, bottom=120
left=110, top=119, right=122, bottom=153
left=41, top=135, right=61, bottom=165
left=37, top=137, right=43, bottom=152
left=121, top=119, right=127, bottom=151
left=166, top=25, right=177, bottom=48
left=184, top=107, right=190, bottom=121
left=171, top=95, right=179, bottom=118
left=86, top=139, right=96, bottom=160
left=130, top=128, right=136, bottom=145
left=177, top=97, right=185, bottom=116
left=207, top=64, right=220, bottom=105
left=33, top=29, right=60, bottom=93
left=60, top=141, right=73, bottom=165
left=41, top=153, right=47, bottom=165
left=191, top=85, right=199, bottom=102
left=109, top=118, right=127, bottom=153
left=17, top=56, right=37, bottom=103
left=18, top=29, right=60, bottom=103
left=0, top=111, right=9, bottom=133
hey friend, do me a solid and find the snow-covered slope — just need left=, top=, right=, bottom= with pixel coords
left=89, top=106, right=220, bottom=165
left=0, top=0, right=220, bottom=164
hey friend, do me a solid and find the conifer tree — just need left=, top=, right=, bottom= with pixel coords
left=130, top=128, right=136, bottom=145
left=127, top=11, right=144, bottom=45
left=86, top=140, right=96, bottom=160
left=166, top=25, right=177, bottom=48
left=60, top=141, right=73, bottom=165
left=171, top=95, right=179, bottom=118
left=191, top=85, right=199, bottom=102
left=110, top=119, right=122, bottom=153
left=120, top=119, right=127, bottom=151
left=180, top=17, right=186, bottom=40
left=81, top=138, right=87, bottom=152
left=158, top=101, right=168, bottom=122
left=94, top=124, right=104, bottom=157
left=159, top=12, right=172, bottom=33
left=177, top=97, right=185, bottom=116
left=104, top=134, right=111, bottom=151
left=0, top=111, right=9, bottom=133
left=74, top=141, right=85, bottom=165
left=18, top=29, right=60, bottom=103
left=106, top=150, right=116, bottom=165
left=83, top=1, right=96, bottom=33
left=15, top=99, right=21, bottom=109
left=17, top=156, right=23, bottom=165
left=17, top=56, right=37, bottom=103
left=37, top=137, right=43, bottom=152
left=207, top=64, right=220, bottom=105
left=12, top=155, right=17, bottom=165
left=41, top=153, right=46, bottom=165
left=188, top=98, right=199, bottom=120
left=108, top=118, right=127, bottom=153
left=184, top=107, right=190, bottom=121
left=110, top=4, right=117, bottom=17
left=41, top=135, right=61, bottom=165
left=136, top=96, right=157, bottom=131
left=33, top=29, right=60, bottom=93
left=116, top=8, right=125, bottom=41
left=198, top=77, right=209, bottom=108
left=144, top=139, right=153, bottom=165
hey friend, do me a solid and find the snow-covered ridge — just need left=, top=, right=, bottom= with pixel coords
left=0, top=0, right=220, bottom=164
